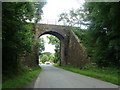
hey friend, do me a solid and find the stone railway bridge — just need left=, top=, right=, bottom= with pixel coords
left=24, top=24, right=89, bottom=68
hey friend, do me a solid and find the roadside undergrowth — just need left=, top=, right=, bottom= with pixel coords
left=53, top=64, right=119, bottom=85
left=2, top=65, right=41, bottom=88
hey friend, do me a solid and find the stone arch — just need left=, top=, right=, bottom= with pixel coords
left=39, top=30, right=65, bottom=41
left=33, top=24, right=89, bottom=68
left=39, top=30, right=66, bottom=65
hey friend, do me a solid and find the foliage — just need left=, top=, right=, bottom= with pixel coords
left=42, top=52, right=52, bottom=56
left=2, top=2, right=46, bottom=76
left=34, top=2, right=46, bottom=24
left=39, top=53, right=55, bottom=63
left=2, top=65, right=41, bottom=88
left=54, top=64, right=119, bottom=85
left=40, top=54, right=49, bottom=63
left=49, top=54, right=55, bottom=62
left=58, top=2, right=120, bottom=68
left=47, top=35, right=60, bottom=64
left=58, top=8, right=85, bottom=27
left=83, top=2, right=120, bottom=67
left=38, top=38, right=45, bottom=55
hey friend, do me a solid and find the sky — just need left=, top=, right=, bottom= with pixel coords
left=40, top=34, right=55, bottom=53
left=40, top=0, right=85, bottom=53
left=39, top=0, right=85, bottom=24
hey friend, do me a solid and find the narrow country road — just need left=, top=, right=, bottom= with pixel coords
left=33, top=64, right=118, bottom=88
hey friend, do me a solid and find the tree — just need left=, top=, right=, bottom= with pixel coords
left=47, top=35, right=60, bottom=64
left=40, top=54, right=49, bottom=63
left=58, top=7, right=87, bottom=28
left=49, top=54, right=55, bottom=62
left=39, top=38, right=45, bottom=55
left=83, top=2, right=120, bottom=67
left=58, top=2, right=120, bottom=68
left=34, top=2, right=46, bottom=24
left=2, top=2, right=46, bottom=76
left=42, top=52, right=52, bottom=57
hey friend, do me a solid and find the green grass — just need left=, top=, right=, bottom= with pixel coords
left=2, top=65, right=42, bottom=88
left=53, top=64, right=119, bottom=85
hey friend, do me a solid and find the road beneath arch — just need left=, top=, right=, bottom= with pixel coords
left=33, top=64, right=118, bottom=88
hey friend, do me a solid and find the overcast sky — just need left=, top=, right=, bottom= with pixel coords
left=41, top=34, right=56, bottom=53
left=39, top=0, right=85, bottom=24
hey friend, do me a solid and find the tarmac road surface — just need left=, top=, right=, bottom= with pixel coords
left=33, top=64, right=118, bottom=88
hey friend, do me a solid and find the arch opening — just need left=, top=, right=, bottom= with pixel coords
left=38, top=31, right=65, bottom=66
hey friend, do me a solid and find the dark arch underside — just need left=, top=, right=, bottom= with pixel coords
left=39, top=31, right=65, bottom=41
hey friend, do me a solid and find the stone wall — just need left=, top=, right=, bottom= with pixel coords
left=66, top=30, right=88, bottom=68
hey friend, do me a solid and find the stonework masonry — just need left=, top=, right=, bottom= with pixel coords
left=24, top=24, right=89, bottom=68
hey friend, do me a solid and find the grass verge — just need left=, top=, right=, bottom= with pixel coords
left=2, top=65, right=41, bottom=88
left=53, top=64, right=119, bottom=85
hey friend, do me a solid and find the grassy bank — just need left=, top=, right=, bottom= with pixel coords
left=53, top=64, right=119, bottom=85
left=2, top=65, right=41, bottom=88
